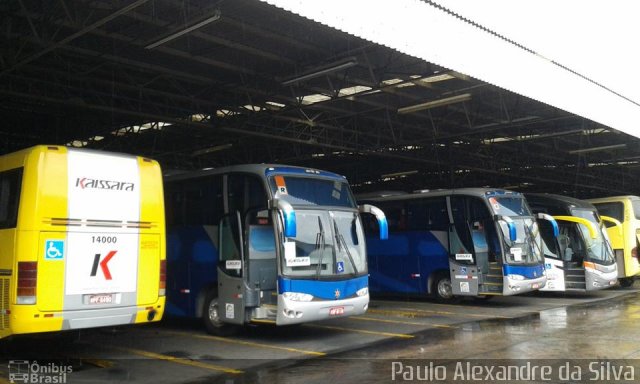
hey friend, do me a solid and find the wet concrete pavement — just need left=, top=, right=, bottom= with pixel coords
left=210, top=291, right=640, bottom=384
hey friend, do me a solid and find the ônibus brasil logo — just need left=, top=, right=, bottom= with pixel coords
left=75, top=177, right=135, bottom=191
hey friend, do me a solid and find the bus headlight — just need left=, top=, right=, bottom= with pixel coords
left=507, top=274, right=525, bottom=281
left=356, top=287, right=368, bottom=297
left=283, top=292, right=314, bottom=302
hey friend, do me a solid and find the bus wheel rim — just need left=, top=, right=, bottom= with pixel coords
left=208, top=300, right=222, bottom=325
left=438, top=278, right=453, bottom=299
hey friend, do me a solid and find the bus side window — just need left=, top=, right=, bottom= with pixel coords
left=406, top=200, right=427, bottom=230
left=0, top=168, right=22, bottom=229
left=425, top=197, right=449, bottom=231
left=407, top=198, right=448, bottom=231
left=381, top=202, right=405, bottom=233
left=164, top=183, right=182, bottom=226
left=228, top=174, right=268, bottom=216
left=182, top=176, right=224, bottom=226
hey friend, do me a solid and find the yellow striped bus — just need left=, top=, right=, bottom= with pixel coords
left=0, top=145, right=165, bottom=338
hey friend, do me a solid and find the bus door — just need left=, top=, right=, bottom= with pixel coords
left=245, top=209, right=277, bottom=305
left=217, top=211, right=246, bottom=325
left=537, top=216, right=565, bottom=291
left=447, top=196, right=480, bottom=296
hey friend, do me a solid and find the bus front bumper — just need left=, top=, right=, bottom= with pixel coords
left=586, top=268, right=618, bottom=290
left=503, top=276, right=547, bottom=295
left=276, top=293, right=369, bottom=325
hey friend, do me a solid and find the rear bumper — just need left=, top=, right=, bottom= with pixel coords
left=9, top=297, right=164, bottom=335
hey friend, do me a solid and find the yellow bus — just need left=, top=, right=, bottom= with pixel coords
left=0, top=145, right=165, bottom=338
left=588, top=196, right=640, bottom=287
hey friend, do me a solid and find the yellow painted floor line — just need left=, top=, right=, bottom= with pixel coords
left=351, top=316, right=456, bottom=329
left=112, top=346, right=243, bottom=374
left=81, top=358, right=115, bottom=368
left=305, top=323, right=414, bottom=339
left=165, top=330, right=325, bottom=357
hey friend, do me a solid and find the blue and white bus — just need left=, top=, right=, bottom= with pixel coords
left=359, top=188, right=551, bottom=301
left=164, top=165, right=387, bottom=334
left=525, top=193, right=618, bottom=291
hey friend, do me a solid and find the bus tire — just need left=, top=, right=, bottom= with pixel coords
left=619, top=277, right=635, bottom=288
left=432, top=273, right=456, bottom=302
left=203, top=290, right=238, bottom=336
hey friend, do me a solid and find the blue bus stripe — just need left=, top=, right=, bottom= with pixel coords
left=278, top=276, right=368, bottom=299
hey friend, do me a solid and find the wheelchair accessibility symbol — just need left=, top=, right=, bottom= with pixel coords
left=45, top=240, right=65, bottom=260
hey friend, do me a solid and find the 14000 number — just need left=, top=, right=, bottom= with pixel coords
left=92, top=236, right=117, bottom=244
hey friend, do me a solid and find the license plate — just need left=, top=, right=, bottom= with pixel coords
left=329, top=306, right=344, bottom=316
left=531, top=283, right=540, bottom=289
left=88, top=294, right=113, bottom=304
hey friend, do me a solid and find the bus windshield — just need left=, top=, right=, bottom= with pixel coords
left=268, top=175, right=356, bottom=208
left=486, top=195, right=542, bottom=264
left=570, top=208, right=615, bottom=264
left=281, top=209, right=366, bottom=278
left=487, top=195, right=531, bottom=217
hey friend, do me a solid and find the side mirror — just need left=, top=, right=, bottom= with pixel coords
left=271, top=198, right=296, bottom=238
left=495, top=214, right=517, bottom=242
left=537, top=213, right=559, bottom=237
left=359, top=204, right=388, bottom=240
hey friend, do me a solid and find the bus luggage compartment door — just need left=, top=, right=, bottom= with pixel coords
left=450, top=260, right=479, bottom=296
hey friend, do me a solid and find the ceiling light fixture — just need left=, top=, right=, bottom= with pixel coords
left=145, top=10, right=222, bottom=49
left=397, top=93, right=471, bottom=114
left=568, top=143, right=627, bottom=154
left=192, top=143, right=232, bottom=156
left=281, top=58, right=358, bottom=86
left=381, top=170, right=418, bottom=178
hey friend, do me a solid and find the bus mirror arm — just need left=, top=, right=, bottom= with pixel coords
left=359, top=204, right=388, bottom=240
left=553, top=215, right=597, bottom=239
left=270, top=198, right=297, bottom=238
left=600, top=215, right=623, bottom=236
left=536, top=213, right=559, bottom=237
left=495, top=214, right=517, bottom=242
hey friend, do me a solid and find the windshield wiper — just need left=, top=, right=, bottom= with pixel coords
left=315, top=216, right=326, bottom=278
left=333, top=217, right=358, bottom=274
left=523, top=220, right=543, bottom=262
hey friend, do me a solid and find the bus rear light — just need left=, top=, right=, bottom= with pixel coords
left=632, top=246, right=638, bottom=260
left=159, top=260, right=166, bottom=296
left=17, top=262, right=37, bottom=304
